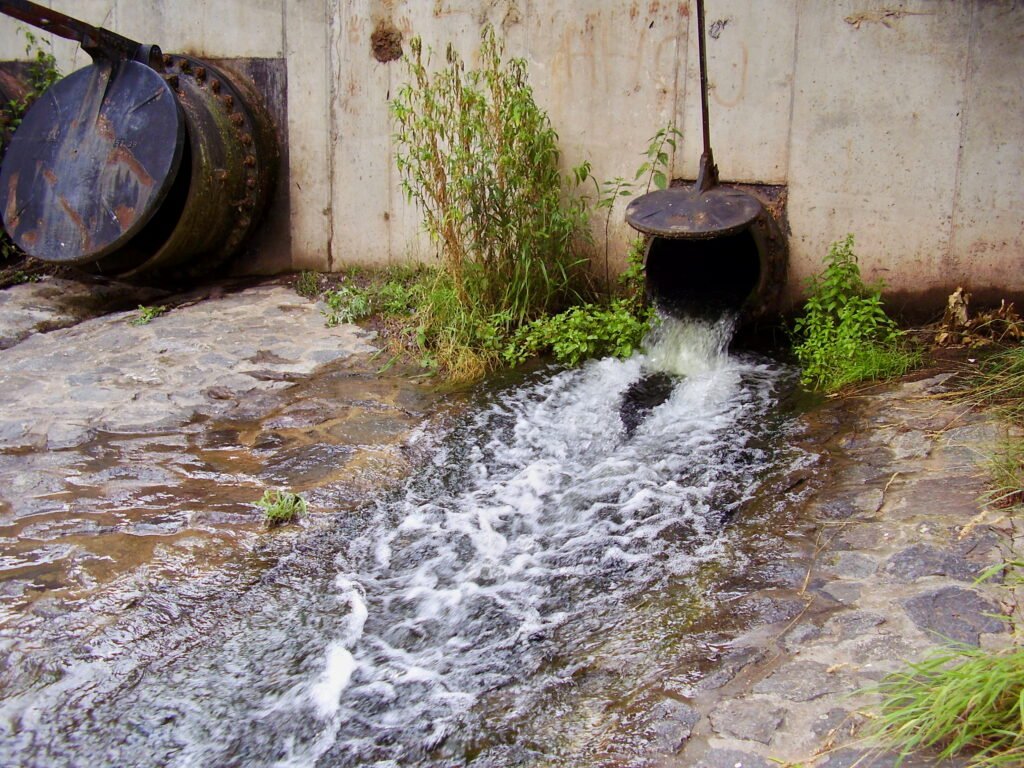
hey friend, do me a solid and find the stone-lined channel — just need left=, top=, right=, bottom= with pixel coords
left=0, top=306, right=821, bottom=767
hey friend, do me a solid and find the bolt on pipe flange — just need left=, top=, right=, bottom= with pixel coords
left=101, top=53, right=279, bottom=282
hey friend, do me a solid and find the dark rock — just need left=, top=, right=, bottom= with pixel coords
left=737, top=597, right=806, bottom=625
left=815, top=581, right=863, bottom=606
left=708, top=698, right=785, bottom=744
left=647, top=698, right=700, bottom=753
left=817, top=497, right=858, bottom=520
left=839, top=633, right=914, bottom=666
left=903, top=586, right=1007, bottom=645
left=823, top=551, right=878, bottom=579
left=810, top=708, right=860, bottom=738
left=753, top=660, right=852, bottom=701
left=779, top=620, right=822, bottom=652
left=884, top=544, right=979, bottom=583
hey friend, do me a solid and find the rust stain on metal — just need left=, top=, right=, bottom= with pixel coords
left=108, top=146, right=156, bottom=188
left=4, top=173, right=19, bottom=228
left=59, top=195, right=89, bottom=243
left=115, top=204, right=136, bottom=227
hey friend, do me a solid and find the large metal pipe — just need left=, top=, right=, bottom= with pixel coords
left=625, top=0, right=788, bottom=322
left=0, top=1, right=278, bottom=282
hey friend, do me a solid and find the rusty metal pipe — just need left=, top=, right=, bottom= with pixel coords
left=0, top=3, right=279, bottom=283
left=625, top=0, right=788, bottom=321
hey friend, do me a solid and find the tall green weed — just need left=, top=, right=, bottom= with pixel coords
left=791, top=234, right=918, bottom=391
left=391, top=25, right=589, bottom=326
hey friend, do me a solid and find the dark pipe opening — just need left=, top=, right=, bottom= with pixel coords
left=645, top=227, right=762, bottom=319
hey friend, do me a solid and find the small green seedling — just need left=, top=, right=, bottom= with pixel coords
left=129, top=305, right=168, bottom=326
left=257, top=489, right=307, bottom=528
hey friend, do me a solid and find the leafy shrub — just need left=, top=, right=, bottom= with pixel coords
left=323, top=284, right=372, bottom=327
left=791, top=234, right=918, bottom=391
left=391, top=25, right=589, bottom=326
left=375, top=280, right=416, bottom=316
left=504, top=299, right=652, bottom=367
left=256, top=489, right=307, bottom=528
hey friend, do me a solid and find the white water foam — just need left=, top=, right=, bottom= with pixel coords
left=293, top=312, right=789, bottom=766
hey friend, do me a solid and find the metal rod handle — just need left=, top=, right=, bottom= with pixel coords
left=696, top=0, right=711, bottom=157
left=0, top=0, right=160, bottom=67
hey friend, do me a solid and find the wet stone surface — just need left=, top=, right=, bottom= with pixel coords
left=663, top=371, right=1010, bottom=768
left=0, top=277, right=1014, bottom=768
left=0, top=277, right=446, bottom=715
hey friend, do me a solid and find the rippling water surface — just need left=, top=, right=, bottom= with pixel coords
left=2, top=315, right=810, bottom=767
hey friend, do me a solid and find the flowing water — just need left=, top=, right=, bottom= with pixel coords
left=1, top=314, right=814, bottom=767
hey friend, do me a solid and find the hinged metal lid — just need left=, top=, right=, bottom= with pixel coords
left=625, top=185, right=762, bottom=240
left=0, top=60, right=184, bottom=263
left=625, top=0, right=763, bottom=242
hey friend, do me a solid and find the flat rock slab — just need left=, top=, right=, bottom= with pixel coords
left=664, top=373, right=1011, bottom=768
left=883, top=543, right=979, bottom=583
left=0, top=283, right=376, bottom=453
left=708, top=699, right=786, bottom=744
left=903, top=586, right=1007, bottom=645
left=0, top=278, right=162, bottom=350
left=752, top=660, right=853, bottom=702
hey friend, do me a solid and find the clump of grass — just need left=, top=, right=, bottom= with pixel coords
left=791, top=234, right=920, bottom=392
left=295, top=269, right=321, bottom=298
left=129, top=305, right=167, bottom=326
left=868, top=642, right=1024, bottom=766
left=256, top=489, right=307, bottom=528
left=965, top=346, right=1024, bottom=425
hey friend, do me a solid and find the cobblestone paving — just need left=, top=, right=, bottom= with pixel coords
left=662, top=373, right=1012, bottom=767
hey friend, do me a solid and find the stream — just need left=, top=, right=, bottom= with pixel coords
left=1, top=313, right=814, bottom=767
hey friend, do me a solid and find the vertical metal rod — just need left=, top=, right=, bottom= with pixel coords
left=696, top=0, right=712, bottom=158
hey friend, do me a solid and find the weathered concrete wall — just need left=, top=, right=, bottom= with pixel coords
left=1, top=0, right=1021, bottom=311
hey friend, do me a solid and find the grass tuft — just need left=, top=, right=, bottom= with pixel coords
left=868, top=643, right=1024, bottom=766
left=257, top=489, right=307, bottom=528
left=129, top=305, right=167, bottom=326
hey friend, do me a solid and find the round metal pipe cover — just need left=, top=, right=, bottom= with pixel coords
left=0, top=60, right=184, bottom=263
left=625, top=185, right=763, bottom=240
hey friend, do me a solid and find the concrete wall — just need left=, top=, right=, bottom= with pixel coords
left=1, top=0, right=1021, bottom=311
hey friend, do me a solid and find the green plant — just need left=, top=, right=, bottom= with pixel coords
left=791, top=234, right=919, bottom=391
left=295, top=270, right=321, bottom=299
left=504, top=299, right=652, bottom=367
left=323, top=283, right=372, bottom=326
left=592, top=125, right=681, bottom=293
left=391, top=25, right=589, bottom=326
left=129, top=305, right=167, bottom=326
left=868, top=641, right=1024, bottom=766
left=256, top=489, right=307, bottom=528
left=0, top=28, right=60, bottom=141
left=375, top=279, right=416, bottom=316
